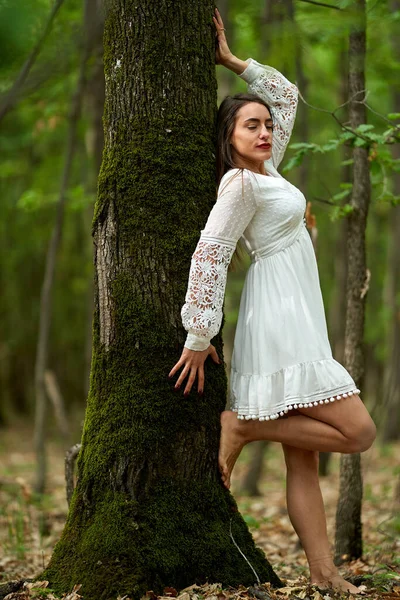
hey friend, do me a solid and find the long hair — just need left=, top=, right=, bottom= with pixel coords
left=215, top=93, right=273, bottom=272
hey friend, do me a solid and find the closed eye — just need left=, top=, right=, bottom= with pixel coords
left=247, top=125, right=274, bottom=131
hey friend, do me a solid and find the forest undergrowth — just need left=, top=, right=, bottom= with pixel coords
left=0, top=423, right=399, bottom=600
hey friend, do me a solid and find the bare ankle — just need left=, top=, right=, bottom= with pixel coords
left=309, top=555, right=337, bottom=582
left=222, top=411, right=246, bottom=439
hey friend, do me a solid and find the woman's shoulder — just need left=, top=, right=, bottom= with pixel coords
left=219, top=167, right=258, bottom=187
left=218, top=168, right=256, bottom=197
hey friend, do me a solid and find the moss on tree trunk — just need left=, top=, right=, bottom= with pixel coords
left=41, top=1, right=281, bottom=598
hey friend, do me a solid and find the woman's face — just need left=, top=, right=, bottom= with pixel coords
left=230, top=102, right=273, bottom=169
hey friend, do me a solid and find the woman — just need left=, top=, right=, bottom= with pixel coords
left=169, top=8, right=376, bottom=593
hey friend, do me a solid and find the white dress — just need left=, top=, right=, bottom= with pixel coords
left=180, top=58, right=360, bottom=421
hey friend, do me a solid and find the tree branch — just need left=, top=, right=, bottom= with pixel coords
left=0, top=0, right=65, bottom=123
left=297, top=86, right=400, bottom=141
left=297, top=0, right=342, bottom=9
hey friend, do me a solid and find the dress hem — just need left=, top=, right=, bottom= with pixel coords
left=229, top=357, right=360, bottom=421
left=232, top=384, right=360, bottom=421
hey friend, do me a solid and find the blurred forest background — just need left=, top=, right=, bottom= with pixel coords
left=0, top=0, right=399, bottom=593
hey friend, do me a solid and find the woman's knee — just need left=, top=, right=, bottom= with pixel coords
left=345, top=416, right=376, bottom=453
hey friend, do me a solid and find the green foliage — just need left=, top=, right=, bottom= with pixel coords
left=283, top=121, right=400, bottom=214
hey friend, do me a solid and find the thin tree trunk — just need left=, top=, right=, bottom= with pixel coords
left=240, top=441, right=269, bottom=496
left=33, top=6, right=91, bottom=494
left=0, top=0, right=65, bottom=123
left=322, top=47, right=350, bottom=478
left=83, top=0, right=105, bottom=396
left=44, top=370, right=70, bottom=438
left=41, top=2, right=281, bottom=598
left=334, top=0, right=370, bottom=565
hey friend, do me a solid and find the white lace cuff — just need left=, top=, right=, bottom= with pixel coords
left=238, top=58, right=265, bottom=84
left=184, top=333, right=211, bottom=352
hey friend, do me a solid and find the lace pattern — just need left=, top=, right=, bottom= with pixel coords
left=243, top=61, right=298, bottom=169
left=181, top=170, right=258, bottom=351
left=181, top=240, right=235, bottom=344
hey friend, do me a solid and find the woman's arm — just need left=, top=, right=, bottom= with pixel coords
left=181, top=169, right=258, bottom=351
left=237, top=60, right=298, bottom=169
left=168, top=170, right=258, bottom=396
left=214, top=8, right=298, bottom=169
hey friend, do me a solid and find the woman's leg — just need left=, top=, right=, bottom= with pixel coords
left=282, top=444, right=360, bottom=593
left=219, top=394, right=376, bottom=488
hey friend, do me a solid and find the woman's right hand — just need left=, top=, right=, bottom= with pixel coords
left=213, top=8, right=249, bottom=74
left=168, top=344, right=221, bottom=396
left=213, top=8, right=233, bottom=66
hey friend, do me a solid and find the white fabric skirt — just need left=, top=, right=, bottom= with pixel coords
left=229, top=226, right=359, bottom=421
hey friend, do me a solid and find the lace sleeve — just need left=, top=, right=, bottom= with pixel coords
left=239, top=59, right=298, bottom=169
left=181, top=169, right=258, bottom=351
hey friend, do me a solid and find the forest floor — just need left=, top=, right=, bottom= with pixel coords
left=0, top=422, right=399, bottom=600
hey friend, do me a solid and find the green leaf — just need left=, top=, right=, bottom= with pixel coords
left=17, top=189, right=43, bottom=211
left=355, top=124, right=374, bottom=133
left=332, top=189, right=352, bottom=202
left=282, top=153, right=306, bottom=172
left=342, top=203, right=354, bottom=214
left=354, top=137, right=368, bottom=147
left=320, top=140, right=340, bottom=152
left=289, top=142, right=318, bottom=151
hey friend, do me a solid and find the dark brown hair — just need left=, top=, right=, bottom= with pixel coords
left=215, top=93, right=273, bottom=271
left=216, top=92, right=273, bottom=186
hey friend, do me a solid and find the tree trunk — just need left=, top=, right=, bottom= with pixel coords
left=42, top=2, right=281, bottom=598
left=334, top=0, right=370, bottom=565
left=322, top=47, right=350, bottom=479
left=240, top=442, right=269, bottom=496
left=83, top=0, right=105, bottom=397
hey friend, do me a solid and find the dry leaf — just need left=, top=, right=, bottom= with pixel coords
left=25, top=581, right=49, bottom=590
left=62, top=583, right=83, bottom=600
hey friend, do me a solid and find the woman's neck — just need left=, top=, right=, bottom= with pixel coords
left=232, top=156, right=267, bottom=175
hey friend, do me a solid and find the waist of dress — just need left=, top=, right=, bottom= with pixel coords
left=250, top=221, right=307, bottom=263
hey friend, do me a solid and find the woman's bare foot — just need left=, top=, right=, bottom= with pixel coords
left=311, top=567, right=361, bottom=594
left=218, top=411, right=247, bottom=489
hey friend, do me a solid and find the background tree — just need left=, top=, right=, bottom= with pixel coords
left=41, top=1, right=281, bottom=598
left=334, top=0, right=369, bottom=564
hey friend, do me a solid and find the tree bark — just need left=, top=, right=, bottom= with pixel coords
left=334, top=0, right=370, bottom=565
left=322, top=47, right=350, bottom=479
left=65, top=443, right=82, bottom=506
left=41, top=2, right=281, bottom=598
